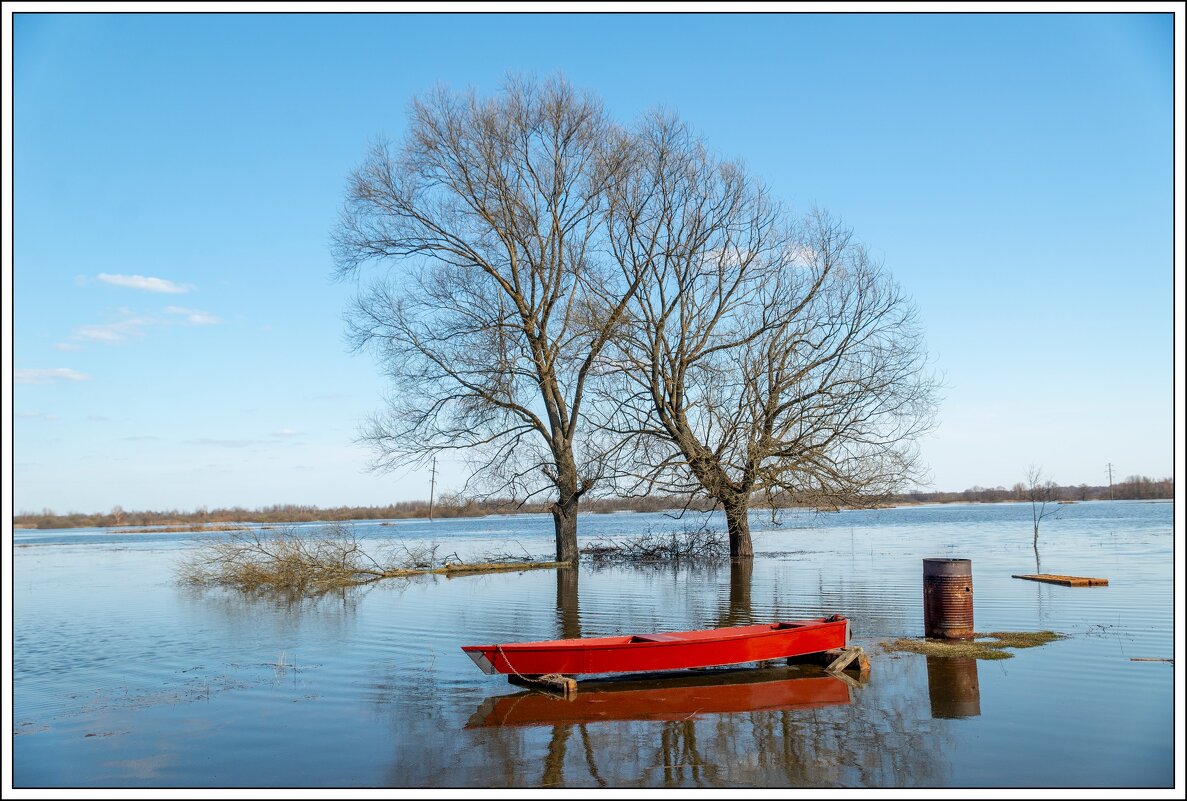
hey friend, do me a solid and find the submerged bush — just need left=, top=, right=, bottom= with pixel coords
left=177, top=523, right=559, bottom=594
left=580, top=524, right=728, bottom=565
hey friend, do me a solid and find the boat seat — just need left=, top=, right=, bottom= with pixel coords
left=629, top=633, right=686, bottom=643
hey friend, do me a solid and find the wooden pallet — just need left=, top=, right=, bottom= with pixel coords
left=1012, top=573, right=1109, bottom=587
left=787, top=646, right=871, bottom=685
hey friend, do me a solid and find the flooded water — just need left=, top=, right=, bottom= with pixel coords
left=11, top=501, right=1176, bottom=788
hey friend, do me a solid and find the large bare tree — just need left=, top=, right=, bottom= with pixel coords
left=332, top=77, right=637, bottom=563
left=602, top=117, right=939, bottom=558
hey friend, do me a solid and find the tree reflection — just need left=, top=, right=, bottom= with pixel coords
left=542, top=566, right=584, bottom=785
left=461, top=678, right=949, bottom=787
left=720, top=558, right=754, bottom=627
left=657, top=719, right=716, bottom=786
left=556, top=566, right=581, bottom=640
left=541, top=723, right=571, bottom=787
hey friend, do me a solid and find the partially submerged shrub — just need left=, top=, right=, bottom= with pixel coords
left=177, top=523, right=559, bottom=594
left=580, top=524, right=728, bottom=565
left=178, top=523, right=394, bottom=592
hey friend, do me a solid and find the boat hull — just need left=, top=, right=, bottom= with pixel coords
left=462, top=617, right=849, bottom=676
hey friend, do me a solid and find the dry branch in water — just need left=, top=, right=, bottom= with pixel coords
left=177, top=523, right=560, bottom=593
left=579, top=524, right=727, bottom=565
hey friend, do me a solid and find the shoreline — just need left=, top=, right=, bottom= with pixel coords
left=11, top=496, right=1173, bottom=532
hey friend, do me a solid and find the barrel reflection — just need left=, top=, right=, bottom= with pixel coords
left=926, top=657, right=981, bottom=719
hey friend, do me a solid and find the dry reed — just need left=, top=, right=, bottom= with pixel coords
left=177, top=523, right=562, bottom=593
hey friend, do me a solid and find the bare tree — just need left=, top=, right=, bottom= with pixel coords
left=600, top=116, right=938, bottom=558
left=333, top=76, right=638, bottom=563
left=1025, top=464, right=1057, bottom=548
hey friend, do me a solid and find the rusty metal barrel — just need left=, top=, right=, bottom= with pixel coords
left=922, top=558, right=974, bottom=639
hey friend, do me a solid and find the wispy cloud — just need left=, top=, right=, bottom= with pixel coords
left=187, top=438, right=257, bottom=448
left=17, top=411, right=59, bottom=421
left=272, top=428, right=301, bottom=437
left=165, top=306, right=221, bottom=325
left=60, top=305, right=221, bottom=350
left=74, top=316, right=156, bottom=343
left=97, top=273, right=193, bottom=294
left=15, top=368, right=90, bottom=385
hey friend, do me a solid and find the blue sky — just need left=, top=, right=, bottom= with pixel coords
left=8, top=11, right=1177, bottom=514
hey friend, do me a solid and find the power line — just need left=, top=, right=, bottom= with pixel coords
left=429, top=457, right=438, bottom=521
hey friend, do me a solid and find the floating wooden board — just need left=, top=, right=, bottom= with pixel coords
left=508, top=673, right=578, bottom=697
left=1012, top=573, right=1109, bottom=587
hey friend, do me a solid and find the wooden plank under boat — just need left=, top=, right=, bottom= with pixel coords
left=466, top=669, right=852, bottom=728
left=461, top=616, right=849, bottom=676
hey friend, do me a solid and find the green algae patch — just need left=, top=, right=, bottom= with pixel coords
left=981, top=630, right=1065, bottom=649
left=881, top=631, right=1065, bottom=660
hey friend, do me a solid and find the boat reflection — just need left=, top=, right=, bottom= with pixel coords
left=467, top=666, right=851, bottom=728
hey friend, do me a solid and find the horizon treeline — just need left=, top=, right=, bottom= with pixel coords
left=12, top=475, right=1173, bottom=530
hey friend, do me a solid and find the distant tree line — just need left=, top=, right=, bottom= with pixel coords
left=896, top=475, right=1174, bottom=504
left=13, top=475, right=1170, bottom=530
left=11, top=495, right=710, bottom=530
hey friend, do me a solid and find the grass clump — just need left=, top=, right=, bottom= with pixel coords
left=882, top=630, right=1065, bottom=660
left=981, top=630, right=1063, bottom=649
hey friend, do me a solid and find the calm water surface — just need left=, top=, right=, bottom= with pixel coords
left=12, top=501, right=1175, bottom=788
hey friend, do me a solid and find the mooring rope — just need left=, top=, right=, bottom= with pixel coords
left=496, top=643, right=534, bottom=683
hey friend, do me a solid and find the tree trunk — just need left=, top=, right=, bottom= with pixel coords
left=551, top=492, right=581, bottom=564
left=722, top=497, right=754, bottom=560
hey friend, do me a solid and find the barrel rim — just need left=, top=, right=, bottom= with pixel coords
left=923, top=557, right=973, bottom=576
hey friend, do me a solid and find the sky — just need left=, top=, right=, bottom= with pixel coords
left=6, top=8, right=1181, bottom=515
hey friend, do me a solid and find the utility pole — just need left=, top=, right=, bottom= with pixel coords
left=1106, top=462, right=1114, bottom=501
left=429, top=457, right=437, bottom=521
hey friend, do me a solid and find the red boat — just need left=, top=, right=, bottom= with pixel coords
left=462, top=616, right=849, bottom=676
left=466, top=669, right=852, bottom=728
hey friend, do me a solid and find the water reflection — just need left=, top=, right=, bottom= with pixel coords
left=926, top=657, right=981, bottom=719
left=467, top=668, right=851, bottom=728
left=179, top=583, right=367, bottom=637
left=440, top=565, right=954, bottom=788
left=447, top=668, right=949, bottom=787
left=556, top=566, right=581, bottom=639
left=721, top=559, right=754, bottom=627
